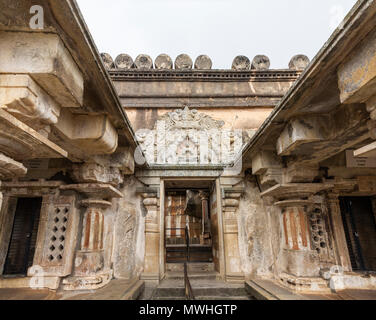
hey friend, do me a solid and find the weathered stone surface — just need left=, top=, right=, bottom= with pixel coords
left=0, top=109, right=67, bottom=160
left=115, top=54, right=134, bottom=70
left=238, top=176, right=273, bottom=278
left=134, top=54, right=153, bottom=70
left=288, top=55, right=310, bottom=70
left=276, top=116, right=328, bottom=156
left=0, top=153, right=27, bottom=179
left=0, top=74, right=61, bottom=133
left=338, top=30, right=376, bottom=104
left=251, top=55, right=270, bottom=70
left=100, top=53, right=115, bottom=69
left=232, top=56, right=251, bottom=70
left=175, top=54, right=193, bottom=70
left=71, top=163, right=124, bottom=186
left=113, top=177, right=145, bottom=280
left=194, top=55, right=213, bottom=70
left=155, top=54, right=173, bottom=70
left=0, top=32, right=84, bottom=108
left=54, top=110, right=118, bottom=155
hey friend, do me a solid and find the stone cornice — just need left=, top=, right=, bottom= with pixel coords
left=109, top=69, right=301, bottom=82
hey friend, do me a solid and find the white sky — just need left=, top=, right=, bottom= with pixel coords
left=76, top=0, right=358, bottom=69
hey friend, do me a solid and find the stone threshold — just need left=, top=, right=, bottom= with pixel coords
left=0, top=276, right=60, bottom=290
left=245, top=279, right=309, bottom=300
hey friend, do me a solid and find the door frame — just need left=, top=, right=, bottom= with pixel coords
left=159, top=177, right=225, bottom=279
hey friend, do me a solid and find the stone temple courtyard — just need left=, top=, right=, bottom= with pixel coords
left=0, top=0, right=376, bottom=300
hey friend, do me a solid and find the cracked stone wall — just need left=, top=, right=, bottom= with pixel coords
left=112, top=176, right=145, bottom=280
left=237, top=176, right=274, bottom=278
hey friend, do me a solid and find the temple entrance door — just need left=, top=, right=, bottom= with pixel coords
left=339, top=197, right=376, bottom=272
left=165, top=190, right=213, bottom=264
left=3, top=197, right=42, bottom=276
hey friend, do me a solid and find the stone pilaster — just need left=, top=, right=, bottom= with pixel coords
left=222, top=188, right=243, bottom=281
left=199, top=191, right=210, bottom=245
left=140, top=191, right=160, bottom=280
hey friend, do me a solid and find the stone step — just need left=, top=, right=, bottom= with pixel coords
left=165, top=271, right=218, bottom=280
left=195, top=296, right=253, bottom=300
left=153, top=284, right=249, bottom=299
left=245, top=279, right=308, bottom=300
left=154, top=296, right=252, bottom=301
left=166, top=262, right=215, bottom=273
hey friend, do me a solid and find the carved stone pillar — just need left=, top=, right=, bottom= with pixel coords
left=222, top=189, right=243, bottom=281
left=80, top=199, right=109, bottom=252
left=199, top=191, right=210, bottom=245
left=60, top=183, right=122, bottom=290
left=140, top=191, right=160, bottom=280
left=261, top=183, right=334, bottom=279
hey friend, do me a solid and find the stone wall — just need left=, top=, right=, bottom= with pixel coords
left=237, top=175, right=274, bottom=279
left=113, top=176, right=145, bottom=280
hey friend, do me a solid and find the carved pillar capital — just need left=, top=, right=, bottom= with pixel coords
left=141, top=193, right=159, bottom=226
left=72, top=162, right=123, bottom=187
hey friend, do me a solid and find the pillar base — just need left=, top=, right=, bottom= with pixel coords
left=62, top=270, right=113, bottom=291
left=278, top=272, right=331, bottom=294
left=74, top=250, right=105, bottom=276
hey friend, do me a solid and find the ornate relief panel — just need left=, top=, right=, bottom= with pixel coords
left=136, top=106, right=248, bottom=166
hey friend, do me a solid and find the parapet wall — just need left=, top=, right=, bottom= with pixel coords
left=101, top=53, right=310, bottom=71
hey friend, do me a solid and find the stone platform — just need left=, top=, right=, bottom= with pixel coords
left=245, top=279, right=376, bottom=300
left=0, top=279, right=144, bottom=300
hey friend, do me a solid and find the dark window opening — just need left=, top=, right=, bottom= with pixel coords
left=339, top=197, right=376, bottom=272
left=3, top=197, right=42, bottom=277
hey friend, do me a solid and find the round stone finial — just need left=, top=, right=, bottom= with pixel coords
left=289, top=55, right=310, bottom=70
left=232, top=55, right=251, bottom=70
left=100, top=53, right=114, bottom=69
left=252, top=55, right=270, bottom=70
left=115, top=54, right=134, bottom=69
left=175, top=54, right=193, bottom=70
left=135, top=54, right=153, bottom=70
left=194, top=55, right=213, bottom=70
left=155, top=54, right=173, bottom=70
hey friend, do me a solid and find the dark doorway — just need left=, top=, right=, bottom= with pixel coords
left=339, top=197, right=376, bottom=272
left=3, top=198, right=42, bottom=276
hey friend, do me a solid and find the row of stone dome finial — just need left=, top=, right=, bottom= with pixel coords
left=100, top=53, right=310, bottom=71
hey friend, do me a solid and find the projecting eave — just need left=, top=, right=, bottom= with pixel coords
left=240, top=0, right=376, bottom=167
left=49, top=0, right=138, bottom=149
left=0, top=0, right=138, bottom=150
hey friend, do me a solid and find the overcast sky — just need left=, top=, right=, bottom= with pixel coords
left=76, top=0, right=358, bottom=69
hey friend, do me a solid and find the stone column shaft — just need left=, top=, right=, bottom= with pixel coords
left=81, top=206, right=105, bottom=252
